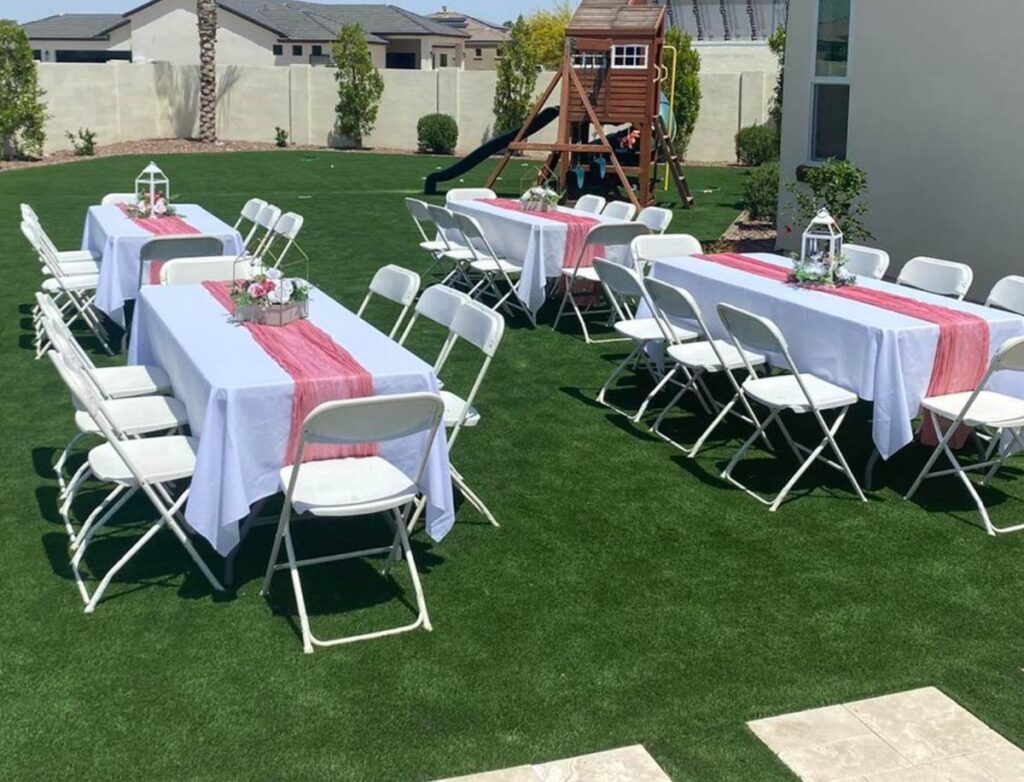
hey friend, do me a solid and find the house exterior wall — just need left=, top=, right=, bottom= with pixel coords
left=464, top=43, right=501, bottom=71
left=30, top=24, right=132, bottom=62
left=778, top=0, right=1023, bottom=299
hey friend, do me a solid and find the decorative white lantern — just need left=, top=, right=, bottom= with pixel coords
left=135, top=161, right=170, bottom=212
left=801, top=207, right=843, bottom=263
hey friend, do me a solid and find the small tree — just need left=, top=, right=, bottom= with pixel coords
left=0, top=20, right=46, bottom=160
left=768, top=24, right=786, bottom=132
left=664, top=26, right=701, bottom=158
left=332, top=23, right=384, bottom=147
left=527, top=1, right=572, bottom=71
left=787, top=158, right=873, bottom=241
left=493, top=16, right=538, bottom=135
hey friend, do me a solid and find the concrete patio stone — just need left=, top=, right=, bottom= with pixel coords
left=964, top=742, right=1024, bottom=781
left=532, top=745, right=671, bottom=782
left=864, top=755, right=997, bottom=781
left=748, top=705, right=874, bottom=754
left=435, top=767, right=541, bottom=782
left=776, top=734, right=909, bottom=782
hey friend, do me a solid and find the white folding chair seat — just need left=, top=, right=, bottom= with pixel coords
left=717, top=303, right=866, bottom=511
left=89, top=436, right=198, bottom=486
left=639, top=278, right=768, bottom=456
left=614, top=317, right=686, bottom=342
left=261, top=393, right=444, bottom=653
left=453, top=212, right=534, bottom=325
left=55, top=258, right=101, bottom=276
left=843, top=243, right=890, bottom=279
left=440, top=391, right=480, bottom=429
left=74, top=396, right=188, bottom=437
left=742, top=374, right=857, bottom=413
left=906, top=336, right=1024, bottom=535
left=897, top=256, right=974, bottom=300
left=468, top=257, right=520, bottom=274
left=41, top=274, right=99, bottom=293
left=91, top=365, right=172, bottom=398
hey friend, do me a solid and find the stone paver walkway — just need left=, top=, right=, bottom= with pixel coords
left=433, top=745, right=671, bottom=782
left=748, top=687, right=1024, bottom=781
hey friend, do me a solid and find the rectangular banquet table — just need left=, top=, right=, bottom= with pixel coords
left=447, top=199, right=627, bottom=314
left=128, top=283, right=455, bottom=556
left=83, top=204, right=244, bottom=327
left=647, top=253, right=1024, bottom=459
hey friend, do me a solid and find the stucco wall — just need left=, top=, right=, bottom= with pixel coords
left=36, top=43, right=776, bottom=163
left=778, top=0, right=1023, bottom=299
left=30, top=24, right=132, bottom=62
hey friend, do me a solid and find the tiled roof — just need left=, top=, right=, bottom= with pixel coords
left=427, top=10, right=508, bottom=43
left=21, top=13, right=127, bottom=40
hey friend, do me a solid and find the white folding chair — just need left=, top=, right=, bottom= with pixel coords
left=260, top=392, right=445, bottom=654
left=263, top=211, right=304, bottom=269
left=986, top=275, right=1024, bottom=316
left=905, top=335, right=1024, bottom=535
left=101, top=192, right=139, bottom=207
left=641, top=278, right=769, bottom=456
left=602, top=201, right=638, bottom=221
left=637, top=206, right=673, bottom=234
left=452, top=212, right=535, bottom=326
left=406, top=301, right=505, bottom=531
left=426, top=204, right=476, bottom=287
left=405, top=198, right=451, bottom=277
left=21, top=203, right=100, bottom=267
left=168, top=204, right=281, bottom=274
left=52, top=346, right=223, bottom=612
left=574, top=194, right=606, bottom=214
left=356, top=264, right=421, bottom=338
left=398, top=285, right=473, bottom=366
left=553, top=222, right=651, bottom=343
left=160, top=256, right=257, bottom=286
left=137, top=235, right=227, bottom=289
left=445, top=188, right=496, bottom=203
left=233, top=197, right=268, bottom=249
left=897, top=257, right=973, bottom=300
left=592, top=259, right=698, bottom=417
left=842, top=243, right=889, bottom=280
left=631, top=234, right=703, bottom=274
left=717, top=303, right=867, bottom=511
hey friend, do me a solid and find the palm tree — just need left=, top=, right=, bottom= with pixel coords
left=197, top=0, right=217, bottom=142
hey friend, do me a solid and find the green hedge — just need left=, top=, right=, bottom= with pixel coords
left=417, top=113, right=459, bottom=155
left=735, top=124, right=779, bottom=167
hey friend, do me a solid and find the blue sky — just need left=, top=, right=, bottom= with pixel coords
left=8, top=0, right=557, bottom=24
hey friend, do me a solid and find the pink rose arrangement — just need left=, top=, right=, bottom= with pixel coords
left=129, top=190, right=177, bottom=218
left=230, top=267, right=310, bottom=309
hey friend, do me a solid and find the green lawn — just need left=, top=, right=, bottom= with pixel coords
left=1, top=151, right=1022, bottom=782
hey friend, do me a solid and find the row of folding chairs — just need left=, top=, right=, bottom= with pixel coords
left=590, top=262, right=1024, bottom=534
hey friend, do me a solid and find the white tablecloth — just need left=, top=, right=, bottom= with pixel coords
left=647, top=253, right=1024, bottom=459
left=447, top=199, right=626, bottom=314
left=83, top=204, right=243, bottom=327
left=128, top=284, right=455, bottom=555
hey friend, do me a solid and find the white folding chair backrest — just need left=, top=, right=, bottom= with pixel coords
left=578, top=223, right=650, bottom=273
left=440, top=301, right=505, bottom=446
left=101, top=193, right=138, bottom=207
left=46, top=347, right=96, bottom=411
left=452, top=212, right=501, bottom=261
left=139, top=235, right=226, bottom=288
left=161, top=257, right=255, bottom=286
left=602, top=201, right=638, bottom=221
left=445, top=188, right=495, bottom=203
left=248, top=203, right=282, bottom=256
left=986, top=275, right=1024, bottom=316
left=574, top=194, right=606, bottom=214
left=644, top=277, right=709, bottom=341
left=426, top=204, right=463, bottom=250
left=717, top=303, right=801, bottom=382
left=235, top=197, right=266, bottom=229
left=593, top=258, right=652, bottom=323
left=22, top=221, right=64, bottom=278
left=405, top=198, right=437, bottom=243
left=292, top=393, right=444, bottom=479
left=637, top=206, right=673, bottom=234
left=20, top=203, right=39, bottom=223
left=264, top=211, right=303, bottom=268
left=897, top=256, right=973, bottom=300
left=843, top=243, right=890, bottom=280
left=399, top=284, right=473, bottom=366
left=632, top=234, right=703, bottom=268
left=357, top=264, right=421, bottom=338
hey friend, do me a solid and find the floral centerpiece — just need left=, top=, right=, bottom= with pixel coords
left=230, top=267, right=311, bottom=326
left=128, top=190, right=177, bottom=219
left=787, top=207, right=856, bottom=288
left=521, top=186, right=560, bottom=213
left=128, top=161, right=177, bottom=218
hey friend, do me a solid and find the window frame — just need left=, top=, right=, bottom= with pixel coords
left=311, top=44, right=323, bottom=57
left=570, top=51, right=609, bottom=69
left=272, top=44, right=283, bottom=56
left=610, top=44, right=648, bottom=70
left=808, top=0, right=854, bottom=162
left=292, top=44, right=303, bottom=56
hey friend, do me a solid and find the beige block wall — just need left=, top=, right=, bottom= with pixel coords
left=36, top=42, right=777, bottom=163
left=778, top=0, right=1020, bottom=298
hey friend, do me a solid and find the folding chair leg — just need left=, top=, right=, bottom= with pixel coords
left=83, top=520, right=166, bottom=613
left=451, top=466, right=499, bottom=527
left=55, top=431, right=90, bottom=496
left=634, top=363, right=679, bottom=423
left=596, top=343, right=644, bottom=413
left=722, top=408, right=780, bottom=487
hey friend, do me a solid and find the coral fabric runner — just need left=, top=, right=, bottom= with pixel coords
left=480, top=198, right=604, bottom=270
left=117, top=203, right=200, bottom=238
left=694, top=253, right=991, bottom=397
left=202, top=282, right=378, bottom=464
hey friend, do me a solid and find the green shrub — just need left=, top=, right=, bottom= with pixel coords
left=417, top=113, right=459, bottom=155
left=786, top=158, right=872, bottom=241
left=274, top=126, right=288, bottom=147
left=66, top=128, right=97, bottom=157
left=743, top=161, right=779, bottom=222
left=735, top=124, right=778, bottom=167
left=665, top=26, right=701, bottom=158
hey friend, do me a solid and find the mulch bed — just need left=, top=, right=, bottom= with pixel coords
left=706, top=209, right=778, bottom=254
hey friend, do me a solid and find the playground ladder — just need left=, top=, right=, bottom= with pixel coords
left=655, top=115, right=694, bottom=207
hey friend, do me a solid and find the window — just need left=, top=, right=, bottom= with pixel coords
left=439, top=52, right=448, bottom=67
left=495, top=47, right=503, bottom=59
left=810, top=0, right=851, bottom=160
left=273, top=44, right=283, bottom=56
left=292, top=44, right=302, bottom=56
left=570, top=52, right=608, bottom=69
left=474, top=48, right=482, bottom=59
left=610, top=45, right=647, bottom=69
left=55, top=50, right=131, bottom=63
left=32, top=49, right=41, bottom=61
left=311, top=45, right=323, bottom=57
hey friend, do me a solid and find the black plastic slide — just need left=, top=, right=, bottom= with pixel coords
left=423, top=106, right=562, bottom=196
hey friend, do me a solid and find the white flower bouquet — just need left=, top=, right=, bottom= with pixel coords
left=230, top=267, right=311, bottom=326
left=521, top=186, right=560, bottom=213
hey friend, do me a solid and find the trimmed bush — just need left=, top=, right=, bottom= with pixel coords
left=417, top=113, right=459, bottom=155
left=735, top=124, right=779, bottom=167
left=743, top=161, right=779, bottom=222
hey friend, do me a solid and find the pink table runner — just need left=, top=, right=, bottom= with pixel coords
left=203, top=282, right=378, bottom=464
left=116, top=203, right=201, bottom=284
left=480, top=198, right=604, bottom=271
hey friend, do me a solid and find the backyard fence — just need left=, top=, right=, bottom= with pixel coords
left=37, top=43, right=777, bottom=163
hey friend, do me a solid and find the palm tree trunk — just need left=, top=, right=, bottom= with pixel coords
left=197, top=0, right=217, bottom=143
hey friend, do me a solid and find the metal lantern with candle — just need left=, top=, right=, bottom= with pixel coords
left=133, top=161, right=173, bottom=218
left=789, top=206, right=855, bottom=287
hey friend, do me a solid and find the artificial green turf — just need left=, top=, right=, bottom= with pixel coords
left=1, top=151, right=1022, bottom=782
